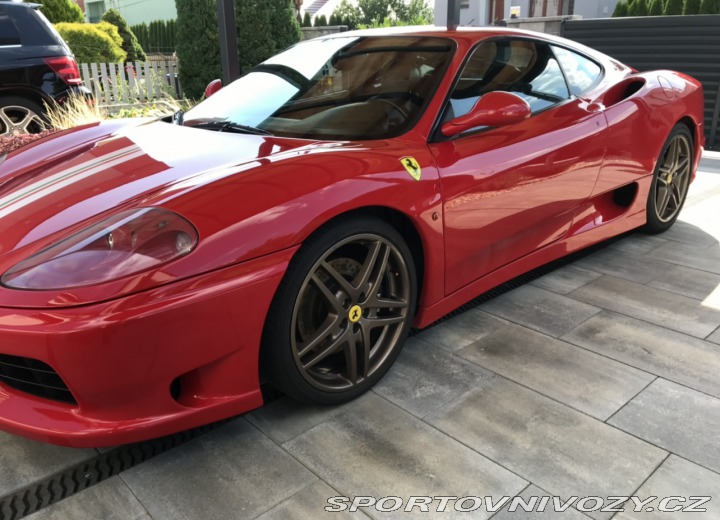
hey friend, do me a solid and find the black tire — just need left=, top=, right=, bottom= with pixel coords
left=261, top=215, right=417, bottom=405
left=644, top=124, right=693, bottom=234
left=0, top=96, right=47, bottom=136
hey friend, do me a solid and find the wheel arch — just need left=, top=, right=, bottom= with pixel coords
left=297, top=205, right=426, bottom=310
left=0, top=86, right=53, bottom=111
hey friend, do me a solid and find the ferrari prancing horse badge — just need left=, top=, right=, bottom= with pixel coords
left=400, top=157, right=421, bottom=181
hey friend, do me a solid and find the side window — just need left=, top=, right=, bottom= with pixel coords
left=0, top=12, right=21, bottom=46
left=551, top=46, right=603, bottom=96
left=445, top=39, right=571, bottom=128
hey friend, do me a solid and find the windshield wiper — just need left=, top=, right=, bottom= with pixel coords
left=189, top=120, right=274, bottom=136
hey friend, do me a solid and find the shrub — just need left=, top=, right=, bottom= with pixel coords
left=664, top=0, right=684, bottom=14
left=101, top=9, right=147, bottom=62
left=314, top=14, right=328, bottom=26
left=267, top=0, right=301, bottom=52
left=684, top=0, right=701, bottom=13
left=613, top=1, right=629, bottom=16
left=55, top=22, right=127, bottom=63
left=302, top=11, right=312, bottom=26
left=175, top=0, right=220, bottom=99
left=628, top=0, right=648, bottom=15
left=25, top=0, right=84, bottom=23
left=235, top=0, right=300, bottom=73
left=648, top=0, right=664, bottom=14
left=699, top=0, right=720, bottom=13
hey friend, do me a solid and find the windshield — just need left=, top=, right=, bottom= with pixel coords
left=183, top=35, right=453, bottom=140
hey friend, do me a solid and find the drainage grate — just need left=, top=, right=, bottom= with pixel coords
left=0, top=420, right=229, bottom=520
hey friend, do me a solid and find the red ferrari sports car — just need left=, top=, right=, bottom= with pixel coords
left=0, top=27, right=704, bottom=446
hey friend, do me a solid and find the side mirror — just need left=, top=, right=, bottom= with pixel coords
left=441, top=91, right=531, bottom=137
left=204, top=79, right=223, bottom=98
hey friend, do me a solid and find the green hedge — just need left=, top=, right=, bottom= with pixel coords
left=102, top=8, right=147, bottom=62
left=55, top=22, right=127, bottom=63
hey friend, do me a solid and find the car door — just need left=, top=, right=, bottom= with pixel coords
left=428, top=38, right=608, bottom=295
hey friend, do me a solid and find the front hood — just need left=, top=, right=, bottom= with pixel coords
left=0, top=120, right=312, bottom=261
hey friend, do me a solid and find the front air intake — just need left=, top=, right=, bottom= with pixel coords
left=0, top=354, right=76, bottom=405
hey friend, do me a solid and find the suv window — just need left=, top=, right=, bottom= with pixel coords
left=551, top=46, right=603, bottom=96
left=0, top=12, right=21, bottom=46
left=446, top=39, right=570, bottom=128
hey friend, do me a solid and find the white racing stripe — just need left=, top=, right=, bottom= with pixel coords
left=0, top=145, right=145, bottom=220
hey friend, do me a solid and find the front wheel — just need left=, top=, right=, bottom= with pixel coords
left=261, top=216, right=417, bottom=405
left=644, top=124, right=693, bottom=233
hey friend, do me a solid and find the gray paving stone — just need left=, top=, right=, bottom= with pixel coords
left=29, top=477, right=150, bottom=520
left=372, top=336, right=492, bottom=417
left=571, top=248, right=673, bottom=284
left=284, top=392, right=527, bottom=520
left=0, top=433, right=96, bottom=496
left=651, top=221, right=719, bottom=249
left=614, top=455, right=720, bottom=520
left=246, top=396, right=350, bottom=444
left=647, top=242, right=720, bottom=274
left=648, top=265, right=720, bottom=302
left=708, top=327, right=720, bottom=344
left=479, top=285, right=601, bottom=338
left=457, top=323, right=654, bottom=420
left=609, top=379, right=720, bottom=474
left=529, top=265, right=602, bottom=295
left=415, top=308, right=509, bottom=352
left=425, top=378, right=667, bottom=520
left=569, top=276, right=720, bottom=339
left=489, top=485, right=592, bottom=519
left=607, top=234, right=668, bottom=256
left=256, top=480, right=371, bottom=520
left=562, top=311, right=720, bottom=398
left=121, top=418, right=316, bottom=520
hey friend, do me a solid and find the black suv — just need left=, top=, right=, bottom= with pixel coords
left=0, top=0, right=90, bottom=135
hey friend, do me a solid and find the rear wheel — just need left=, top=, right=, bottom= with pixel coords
left=644, top=124, right=693, bottom=233
left=0, top=96, right=47, bottom=136
left=261, top=216, right=416, bottom=404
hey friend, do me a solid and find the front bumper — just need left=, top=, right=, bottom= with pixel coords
left=0, top=247, right=295, bottom=447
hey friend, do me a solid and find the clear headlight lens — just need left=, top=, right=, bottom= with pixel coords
left=2, top=208, right=198, bottom=290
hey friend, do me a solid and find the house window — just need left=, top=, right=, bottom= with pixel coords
left=87, top=0, right=105, bottom=23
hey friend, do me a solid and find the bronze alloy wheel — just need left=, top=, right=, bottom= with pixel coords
left=645, top=124, right=694, bottom=234
left=653, top=132, right=691, bottom=223
left=262, top=216, right=416, bottom=404
left=291, top=233, right=411, bottom=392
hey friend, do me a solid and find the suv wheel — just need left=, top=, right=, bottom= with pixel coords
left=0, top=96, right=47, bottom=136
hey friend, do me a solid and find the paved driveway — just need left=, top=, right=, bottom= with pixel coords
left=2, top=154, right=720, bottom=520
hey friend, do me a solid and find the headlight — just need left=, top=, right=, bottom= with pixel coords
left=2, top=208, right=198, bottom=290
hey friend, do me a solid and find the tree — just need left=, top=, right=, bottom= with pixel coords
left=314, top=14, right=328, bottom=26
left=393, top=0, right=433, bottom=24
left=175, top=0, right=220, bottom=99
left=26, top=0, right=84, bottom=23
left=55, top=22, right=126, bottom=63
left=699, top=0, right=720, bottom=12
left=684, top=0, right=701, bottom=13
left=302, top=11, right=312, bottom=26
left=628, top=0, right=648, bottom=15
left=358, top=0, right=393, bottom=23
left=664, top=0, right=684, bottom=13
left=648, top=0, right=664, bottom=14
left=101, top=9, right=146, bottom=62
left=267, top=0, right=301, bottom=53
left=332, top=0, right=361, bottom=28
left=612, top=1, right=629, bottom=16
